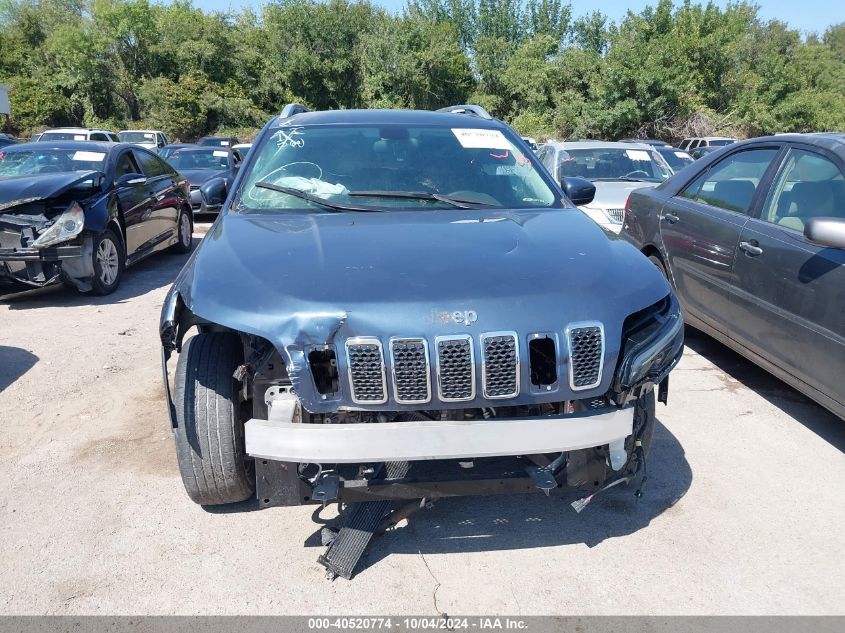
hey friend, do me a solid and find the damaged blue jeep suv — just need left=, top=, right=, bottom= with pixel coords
left=160, top=104, right=684, bottom=577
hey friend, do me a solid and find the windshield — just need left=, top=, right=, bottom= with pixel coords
left=165, top=148, right=230, bottom=170
left=39, top=131, right=89, bottom=141
left=198, top=138, right=232, bottom=147
left=658, top=148, right=694, bottom=170
left=0, top=148, right=107, bottom=177
left=120, top=131, right=156, bottom=144
left=558, top=147, right=672, bottom=183
left=238, top=124, right=558, bottom=212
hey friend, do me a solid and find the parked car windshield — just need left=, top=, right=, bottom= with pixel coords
left=238, top=124, right=559, bottom=212
left=0, top=147, right=107, bottom=177
left=119, top=131, right=156, bottom=144
left=558, top=147, right=672, bottom=183
left=38, top=131, right=90, bottom=141
left=166, top=148, right=230, bottom=170
left=657, top=147, right=695, bottom=170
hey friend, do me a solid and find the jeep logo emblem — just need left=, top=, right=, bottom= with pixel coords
left=452, top=310, right=478, bottom=326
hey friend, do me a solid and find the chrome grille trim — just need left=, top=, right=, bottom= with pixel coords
left=565, top=322, right=605, bottom=391
left=389, top=338, right=431, bottom=405
left=435, top=335, right=476, bottom=402
left=480, top=331, right=520, bottom=399
left=605, top=208, right=624, bottom=223
left=345, top=337, right=388, bottom=405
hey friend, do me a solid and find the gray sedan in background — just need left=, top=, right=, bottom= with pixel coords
left=622, top=133, right=845, bottom=420
left=537, top=141, right=673, bottom=233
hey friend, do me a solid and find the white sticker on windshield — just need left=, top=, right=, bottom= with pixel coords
left=74, top=135, right=86, bottom=141
left=221, top=141, right=230, bottom=146
left=452, top=128, right=513, bottom=151
left=213, top=150, right=228, bottom=157
left=144, top=133, right=154, bottom=139
left=72, top=151, right=106, bottom=162
left=625, top=149, right=651, bottom=161
left=674, top=151, right=691, bottom=158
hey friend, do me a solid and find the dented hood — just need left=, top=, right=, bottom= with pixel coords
left=0, top=171, right=102, bottom=211
left=172, top=207, right=670, bottom=411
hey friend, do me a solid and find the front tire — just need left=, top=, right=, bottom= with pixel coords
left=90, top=228, right=124, bottom=295
left=170, top=206, right=193, bottom=254
left=173, top=332, right=254, bottom=505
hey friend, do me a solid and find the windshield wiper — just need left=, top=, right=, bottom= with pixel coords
left=347, top=190, right=489, bottom=209
left=253, top=181, right=381, bottom=212
left=591, top=177, right=655, bottom=183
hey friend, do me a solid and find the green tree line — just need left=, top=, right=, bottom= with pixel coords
left=1, top=0, right=844, bottom=141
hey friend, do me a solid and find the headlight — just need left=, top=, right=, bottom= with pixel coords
left=616, top=294, right=684, bottom=388
left=32, top=202, right=85, bottom=248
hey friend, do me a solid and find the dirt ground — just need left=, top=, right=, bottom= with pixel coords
left=1, top=221, right=844, bottom=615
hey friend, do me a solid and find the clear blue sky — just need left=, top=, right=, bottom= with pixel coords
left=189, top=0, right=839, bottom=35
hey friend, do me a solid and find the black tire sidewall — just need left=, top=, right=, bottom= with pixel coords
left=172, top=332, right=254, bottom=505
left=171, top=206, right=193, bottom=254
left=90, top=228, right=125, bottom=295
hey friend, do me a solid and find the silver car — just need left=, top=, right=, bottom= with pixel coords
left=537, top=141, right=673, bottom=233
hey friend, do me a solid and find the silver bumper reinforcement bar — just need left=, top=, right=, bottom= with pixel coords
left=245, top=407, right=634, bottom=463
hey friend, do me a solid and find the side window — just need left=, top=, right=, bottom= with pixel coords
left=133, top=149, right=166, bottom=178
left=678, top=148, right=778, bottom=214
left=680, top=149, right=778, bottom=213
left=114, top=151, right=141, bottom=180
left=761, top=148, right=845, bottom=232
left=90, top=133, right=107, bottom=141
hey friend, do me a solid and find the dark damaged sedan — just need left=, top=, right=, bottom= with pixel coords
left=0, top=142, right=193, bottom=294
left=159, top=105, right=684, bottom=577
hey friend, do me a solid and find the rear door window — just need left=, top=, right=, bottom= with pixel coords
left=679, top=148, right=778, bottom=214
left=133, top=149, right=168, bottom=178
left=761, top=148, right=845, bottom=232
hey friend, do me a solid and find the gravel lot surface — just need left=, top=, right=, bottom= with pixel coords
left=1, top=221, right=843, bottom=615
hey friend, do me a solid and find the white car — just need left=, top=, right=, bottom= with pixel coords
left=118, top=129, right=169, bottom=153
left=678, top=136, right=735, bottom=151
left=37, top=128, right=119, bottom=142
left=537, top=141, right=673, bottom=233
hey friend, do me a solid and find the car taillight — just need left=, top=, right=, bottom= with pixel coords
left=624, top=194, right=633, bottom=220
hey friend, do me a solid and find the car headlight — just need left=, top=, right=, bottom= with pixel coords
left=32, top=202, right=85, bottom=248
left=616, top=294, right=684, bottom=388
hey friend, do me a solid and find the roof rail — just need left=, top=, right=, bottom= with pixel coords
left=280, top=103, right=310, bottom=118
left=436, top=104, right=493, bottom=120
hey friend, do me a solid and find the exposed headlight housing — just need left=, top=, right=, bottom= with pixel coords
left=32, top=202, right=85, bottom=248
left=616, top=294, right=684, bottom=389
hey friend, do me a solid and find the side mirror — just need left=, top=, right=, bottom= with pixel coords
left=116, top=173, right=147, bottom=187
left=561, top=176, right=596, bottom=206
left=804, top=217, right=845, bottom=249
left=200, top=177, right=228, bottom=207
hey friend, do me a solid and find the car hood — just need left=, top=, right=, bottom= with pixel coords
left=0, top=171, right=103, bottom=211
left=179, top=169, right=228, bottom=185
left=172, top=207, right=670, bottom=411
left=585, top=180, right=659, bottom=209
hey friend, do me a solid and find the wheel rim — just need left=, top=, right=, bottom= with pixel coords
left=97, top=238, right=119, bottom=286
left=179, top=212, right=191, bottom=246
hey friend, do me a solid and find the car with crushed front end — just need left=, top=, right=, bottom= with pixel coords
left=0, top=141, right=193, bottom=294
left=159, top=104, right=684, bottom=578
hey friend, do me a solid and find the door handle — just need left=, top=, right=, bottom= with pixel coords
left=663, top=213, right=680, bottom=224
left=739, top=241, right=763, bottom=257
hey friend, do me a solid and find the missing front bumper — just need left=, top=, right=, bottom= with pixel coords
left=245, top=407, right=634, bottom=463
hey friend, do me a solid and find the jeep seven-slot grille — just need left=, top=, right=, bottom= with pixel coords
left=390, top=339, right=430, bottom=404
left=481, top=333, right=519, bottom=398
left=567, top=324, right=604, bottom=390
left=436, top=336, right=475, bottom=401
left=346, top=339, right=387, bottom=403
